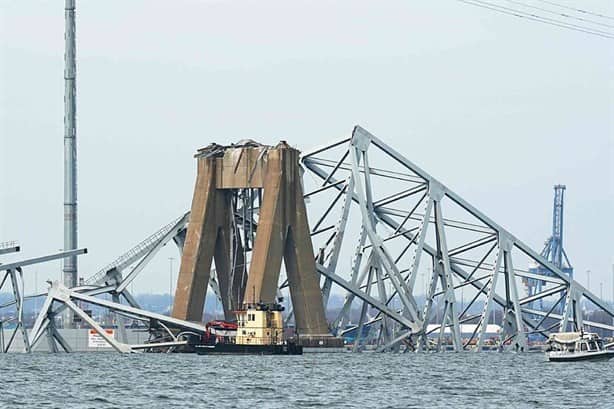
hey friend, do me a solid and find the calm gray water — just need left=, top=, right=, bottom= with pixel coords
left=0, top=352, right=612, bottom=409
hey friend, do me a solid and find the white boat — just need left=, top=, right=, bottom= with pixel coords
left=547, top=331, right=614, bottom=362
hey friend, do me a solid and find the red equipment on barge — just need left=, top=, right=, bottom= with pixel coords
left=201, top=320, right=238, bottom=345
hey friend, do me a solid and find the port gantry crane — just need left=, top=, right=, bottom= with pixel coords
left=524, top=185, right=574, bottom=312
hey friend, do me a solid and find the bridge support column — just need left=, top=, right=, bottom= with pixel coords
left=172, top=141, right=334, bottom=343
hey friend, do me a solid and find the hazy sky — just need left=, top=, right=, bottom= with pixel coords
left=1, top=1, right=612, bottom=297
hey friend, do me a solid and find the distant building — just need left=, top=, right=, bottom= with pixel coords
left=426, top=324, right=501, bottom=339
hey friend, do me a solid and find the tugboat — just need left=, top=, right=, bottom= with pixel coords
left=547, top=331, right=614, bottom=362
left=194, top=302, right=302, bottom=355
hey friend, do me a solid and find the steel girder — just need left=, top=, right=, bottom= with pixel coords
left=301, top=125, right=613, bottom=352
left=0, top=247, right=87, bottom=352
left=19, top=214, right=194, bottom=353
left=29, top=282, right=202, bottom=353
left=0, top=241, right=20, bottom=256
left=86, top=212, right=190, bottom=288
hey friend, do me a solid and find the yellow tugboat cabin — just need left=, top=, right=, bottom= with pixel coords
left=235, top=303, right=284, bottom=346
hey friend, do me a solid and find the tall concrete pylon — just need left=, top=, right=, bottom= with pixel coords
left=172, top=141, right=331, bottom=338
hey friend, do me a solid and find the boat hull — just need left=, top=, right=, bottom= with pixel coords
left=548, top=350, right=614, bottom=362
left=195, top=343, right=303, bottom=355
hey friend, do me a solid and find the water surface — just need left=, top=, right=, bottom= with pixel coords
left=1, top=352, right=611, bottom=408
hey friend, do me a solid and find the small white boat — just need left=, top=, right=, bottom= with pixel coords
left=547, top=331, right=614, bottom=362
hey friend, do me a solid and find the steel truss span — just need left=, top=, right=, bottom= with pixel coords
left=19, top=125, right=614, bottom=354
left=0, top=247, right=87, bottom=352
left=301, top=125, right=613, bottom=352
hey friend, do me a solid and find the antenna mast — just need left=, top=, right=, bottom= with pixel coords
left=63, top=0, right=78, bottom=327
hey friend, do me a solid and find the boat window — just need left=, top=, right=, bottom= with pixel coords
left=588, top=341, right=597, bottom=351
left=580, top=343, right=587, bottom=351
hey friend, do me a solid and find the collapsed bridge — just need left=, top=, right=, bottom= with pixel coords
left=3, top=126, right=613, bottom=353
